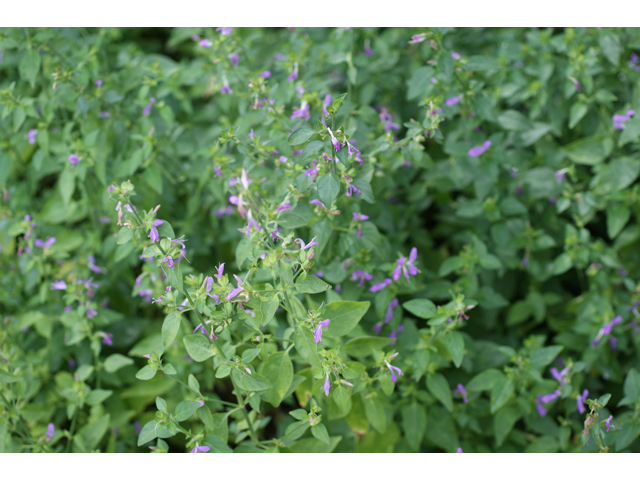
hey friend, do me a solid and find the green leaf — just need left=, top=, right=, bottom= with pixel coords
left=260, top=296, right=279, bottom=326
left=564, top=137, right=611, bottom=165
left=288, top=127, right=317, bottom=145
left=116, top=227, right=134, bottom=245
left=135, top=365, right=157, bottom=380
left=441, top=332, right=464, bottom=368
left=407, top=66, right=435, bottom=100
left=343, top=336, right=392, bottom=358
left=529, top=346, right=563, bottom=369
left=494, top=406, right=520, bottom=447
left=0, top=371, right=20, bottom=383
left=311, top=423, right=330, bottom=445
left=295, top=276, right=331, bottom=294
left=497, top=110, right=532, bottom=131
left=174, top=400, right=201, bottom=422
left=188, top=374, right=200, bottom=394
left=490, top=377, right=515, bottom=413
left=467, top=369, right=505, bottom=392
left=607, top=204, right=630, bottom=239
left=569, top=102, right=588, bottom=129
left=183, top=334, right=214, bottom=362
left=401, top=402, right=427, bottom=450
left=324, top=301, right=370, bottom=337
left=19, top=50, right=41, bottom=87
left=85, top=389, right=113, bottom=406
left=59, top=168, right=75, bottom=205
left=600, top=32, right=622, bottom=66
left=623, top=368, right=640, bottom=403
left=138, top=421, right=159, bottom=446
left=278, top=202, right=312, bottom=229
left=552, top=253, right=572, bottom=275
left=294, top=327, right=321, bottom=369
left=478, top=253, right=502, bottom=270
left=262, top=352, right=293, bottom=407
left=317, top=173, right=340, bottom=208
left=284, top=420, right=310, bottom=441
left=230, top=370, right=272, bottom=391
left=161, top=311, right=182, bottom=349
left=403, top=299, right=436, bottom=319
left=333, top=385, right=350, bottom=413
left=427, top=373, right=453, bottom=412
left=619, top=118, right=640, bottom=147
left=364, top=396, right=387, bottom=433
left=204, top=434, right=233, bottom=453
left=103, top=353, right=134, bottom=373
left=301, top=140, right=325, bottom=159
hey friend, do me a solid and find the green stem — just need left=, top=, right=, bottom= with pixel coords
left=66, top=409, right=78, bottom=453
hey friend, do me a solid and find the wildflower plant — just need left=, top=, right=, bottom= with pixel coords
left=2, top=26, right=640, bottom=454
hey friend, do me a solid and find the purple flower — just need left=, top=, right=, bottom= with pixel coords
left=290, top=101, right=310, bottom=120
left=228, top=53, right=239, bottom=66
left=610, top=336, right=618, bottom=350
left=393, top=247, right=420, bottom=281
left=539, top=389, right=561, bottom=404
left=408, top=33, right=426, bottom=44
left=28, top=129, right=38, bottom=144
left=34, top=237, right=56, bottom=248
left=310, top=199, right=325, bottom=208
left=64, top=305, right=73, bottom=313
left=385, top=360, right=403, bottom=383
left=612, top=110, right=635, bottom=130
left=576, top=389, right=588, bottom=414
left=592, top=315, right=623, bottom=345
left=296, top=85, right=305, bottom=97
left=49, top=279, right=67, bottom=291
left=68, top=154, right=81, bottom=165
left=453, top=383, right=468, bottom=403
left=352, top=212, right=369, bottom=221
left=314, top=319, right=331, bottom=344
left=149, top=219, right=164, bottom=242
left=389, top=329, right=398, bottom=345
left=550, top=366, right=570, bottom=386
left=364, top=40, right=372, bottom=57
left=204, top=276, right=214, bottom=294
left=351, top=270, right=373, bottom=287
left=214, top=263, right=225, bottom=280
left=373, top=322, right=382, bottom=335
left=288, top=62, right=299, bottom=81
left=451, top=51, right=461, bottom=60
left=346, top=184, right=360, bottom=197
left=99, top=110, right=111, bottom=118
left=322, top=94, right=332, bottom=118
left=305, top=160, right=319, bottom=178
left=295, top=237, right=318, bottom=250
left=385, top=298, right=399, bottom=323
left=216, top=27, right=233, bottom=36
left=278, top=156, right=288, bottom=163
left=142, top=97, right=155, bottom=116
left=259, top=70, right=272, bottom=78
left=555, top=168, right=568, bottom=181
left=445, top=96, right=462, bottom=107
left=370, top=278, right=392, bottom=293
left=276, top=202, right=292, bottom=213
left=100, top=332, right=113, bottom=346
left=457, top=448, right=463, bottom=453
left=138, top=289, right=152, bottom=303
left=191, top=444, right=210, bottom=453
left=221, top=78, right=232, bottom=95
left=570, top=77, right=582, bottom=92
left=535, top=397, right=547, bottom=417
left=327, top=128, right=341, bottom=151
left=163, top=256, right=175, bottom=269
left=323, top=374, right=331, bottom=396
left=199, top=39, right=212, bottom=47
left=226, top=277, right=243, bottom=300
left=379, top=109, right=399, bottom=133
left=95, top=79, right=103, bottom=86
left=468, top=140, right=491, bottom=157
left=605, top=415, right=613, bottom=432
left=88, top=255, right=102, bottom=274
left=45, top=423, right=55, bottom=442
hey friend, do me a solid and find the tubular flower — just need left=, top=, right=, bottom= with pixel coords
left=550, top=366, right=570, bottom=386
left=226, top=276, right=243, bottom=300
left=592, top=315, right=623, bottom=346
left=385, top=298, right=399, bottom=323
left=288, top=62, right=299, bottom=81
left=199, top=39, right=212, bottom=47
left=191, top=444, right=210, bottom=453
left=142, top=97, right=155, bottom=116
left=369, top=278, right=392, bottom=293
left=408, top=33, right=427, bottom=44
left=322, top=94, right=332, bottom=118
left=351, top=270, right=373, bottom=287
left=392, top=247, right=420, bottom=281
left=453, top=384, right=468, bottom=403
left=45, top=423, right=55, bottom=442
left=605, top=415, right=613, bottom=432
left=163, top=256, right=175, bottom=269
left=149, top=219, right=164, bottom=242
left=323, top=374, right=331, bottom=396
left=445, top=96, right=462, bottom=107
left=539, top=389, right=561, bottom=404
left=290, top=100, right=310, bottom=120
left=327, top=128, right=341, bottom=151
left=468, top=140, right=491, bottom=157
left=576, top=389, right=589, bottom=414
left=314, top=319, right=331, bottom=344
left=304, top=160, right=319, bottom=179
left=384, top=360, right=403, bottom=383
left=228, top=53, right=239, bottom=66
left=51, top=280, right=67, bottom=290
left=295, top=236, right=318, bottom=250
left=221, top=77, right=233, bottom=95
left=28, top=129, right=38, bottom=144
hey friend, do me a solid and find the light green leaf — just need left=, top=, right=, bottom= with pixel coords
left=183, top=334, right=214, bottom=362
left=174, top=400, right=201, bottom=422
left=403, top=299, right=436, bottom=319
left=427, top=373, right=453, bottom=412
left=324, top=301, right=370, bottom=337
left=161, top=311, right=182, bottom=348
left=262, top=352, right=293, bottom=407
left=295, top=276, right=331, bottom=294
left=441, top=332, right=464, bottom=368
left=294, top=327, right=321, bottom=369
left=288, top=127, right=316, bottom=145
left=317, top=173, right=340, bottom=208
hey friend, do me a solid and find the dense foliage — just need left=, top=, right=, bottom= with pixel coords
left=2, top=27, right=640, bottom=453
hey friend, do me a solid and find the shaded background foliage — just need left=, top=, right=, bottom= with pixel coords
left=2, top=27, right=640, bottom=453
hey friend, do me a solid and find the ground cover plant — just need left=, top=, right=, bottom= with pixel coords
left=2, top=27, right=640, bottom=453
